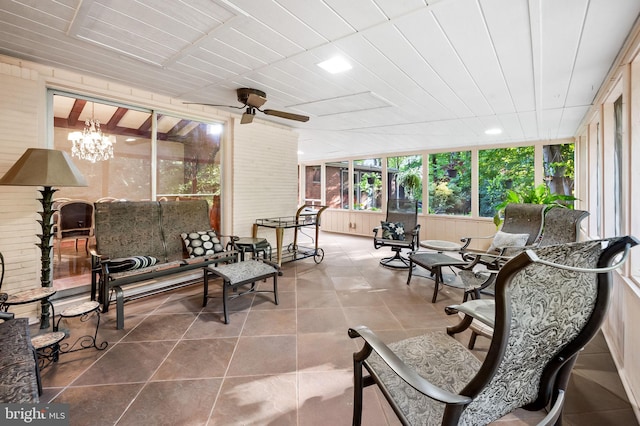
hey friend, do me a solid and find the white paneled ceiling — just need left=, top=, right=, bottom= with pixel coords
left=1, top=0, right=638, bottom=161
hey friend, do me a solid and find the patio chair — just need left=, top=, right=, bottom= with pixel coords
left=449, top=207, right=590, bottom=348
left=350, top=236, right=636, bottom=426
left=458, top=203, right=546, bottom=269
left=406, top=203, right=545, bottom=302
left=373, top=199, right=420, bottom=269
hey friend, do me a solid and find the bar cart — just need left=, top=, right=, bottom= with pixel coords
left=253, top=204, right=328, bottom=266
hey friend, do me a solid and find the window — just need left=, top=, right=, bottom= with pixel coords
left=614, top=96, right=623, bottom=235
left=51, top=92, right=224, bottom=229
left=543, top=142, right=575, bottom=201
left=387, top=155, right=422, bottom=212
left=428, top=151, right=471, bottom=215
left=325, top=161, right=349, bottom=209
left=52, top=94, right=153, bottom=201
left=478, top=146, right=534, bottom=217
left=304, top=165, right=322, bottom=206
left=156, top=114, right=222, bottom=229
left=353, top=158, right=382, bottom=210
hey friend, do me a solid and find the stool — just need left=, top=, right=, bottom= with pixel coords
left=31, top=331, right=66, bottom=369
left=55, top=301, right=108, bottom=353
left=203, top=260, right=280, bottom=324
left=233, top=237, right=272, bottom=261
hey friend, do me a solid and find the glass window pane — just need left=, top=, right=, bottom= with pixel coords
left=427, top=151, right=471, bottom=215
left=543, top=142, right=575, bottom=200
left=613, top=96, right=623, bottom=235
left=478, top=146, right=534, bottom=217
left=325, top=161, right=349, bottom=209
left=156, top=114, right=222, bottom=229
left=53, top=94, right=152, bottom=201
left=304, top=165, right=321, bottom=206
left=387, top=155, right=423, bottom=212
left=354, top=158, right=382, bottom=210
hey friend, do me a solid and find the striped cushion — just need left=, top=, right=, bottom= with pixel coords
left=107, top=255, right=158, bottom=273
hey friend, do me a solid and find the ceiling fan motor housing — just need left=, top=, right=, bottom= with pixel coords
left=237, top=88, right=267, bottom=107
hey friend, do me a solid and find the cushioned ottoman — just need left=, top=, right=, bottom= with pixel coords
left=203, top=260, right=280, bottom=324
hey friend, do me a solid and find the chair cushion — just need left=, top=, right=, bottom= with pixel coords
left=107, top=255, right=158, bottom=273
left=181, top=230, right=225, bottom=257
left=488, top=230, right=529, bottom=253
left=381, top=221, right=406, bottom=240
left=366, top=331, right=481, bottom=425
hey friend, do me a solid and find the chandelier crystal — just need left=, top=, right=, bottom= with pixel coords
left=68, top=106, right=115, bottom=163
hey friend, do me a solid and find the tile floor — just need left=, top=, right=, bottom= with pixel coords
left=37, top=232, right=637, bottom=425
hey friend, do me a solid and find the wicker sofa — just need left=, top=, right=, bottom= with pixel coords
left=91, top=200, right=236, bottom=329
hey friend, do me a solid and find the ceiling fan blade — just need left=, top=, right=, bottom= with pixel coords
left=263, top=109, right=309, bottom=122
left=183, top=102, right=244, bottom=110
left=240, top=108, right=255, bottom=124
left=246, top=93, right=267, bottom=108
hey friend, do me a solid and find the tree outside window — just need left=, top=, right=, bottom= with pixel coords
left=478, top=146, right=534, bottom=217
left=428, top=151, right=471, bottom=215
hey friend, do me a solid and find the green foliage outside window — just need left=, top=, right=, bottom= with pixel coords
left=428, top=151, right=471, bottom=215
left=478, top=146, right=535, bottom=217
left=387, top=155, right=423, bottom=210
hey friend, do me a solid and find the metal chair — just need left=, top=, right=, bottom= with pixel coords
left=350, top=236, right=637, bottom=426
left=450, top=207, right=590, bottom=348
left=373, top=199, right=420, bottom=269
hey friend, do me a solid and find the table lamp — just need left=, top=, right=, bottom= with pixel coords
left=0, top=148, right=87, bottom=327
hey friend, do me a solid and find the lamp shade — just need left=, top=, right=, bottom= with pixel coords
left=0, top=148, right=87, bottom=187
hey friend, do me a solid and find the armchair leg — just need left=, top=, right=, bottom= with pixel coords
left=446, top=314, right=473, bottom=336
left=352, top=358, right=364, bottom=426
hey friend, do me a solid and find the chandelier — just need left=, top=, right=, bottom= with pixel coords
left=67, top=104, right=115, bottom=163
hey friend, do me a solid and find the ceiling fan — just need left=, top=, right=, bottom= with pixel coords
left=184, top=88, right=309, bottom=124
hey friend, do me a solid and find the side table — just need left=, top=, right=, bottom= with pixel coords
left=55, top=301, right=108, bottom=354
left=2, top=287, right=57, bottom=329
left=233, top=237, right=272, bottom=261
left=31, top=331, right=66, bottom=369
left=420, top=239, right=463, bottom=252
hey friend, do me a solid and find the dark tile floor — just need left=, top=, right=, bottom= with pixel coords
left=38, top=232, right=637, bottom=425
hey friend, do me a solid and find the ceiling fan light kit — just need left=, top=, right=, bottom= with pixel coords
left=185, top=88, right=309, bottom=124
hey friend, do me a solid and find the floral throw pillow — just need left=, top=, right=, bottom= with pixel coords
left=181, top=230, right=225, bottom=258
left=488, top=230, right=529, bottom=253
left=381, top=221, right=406, bottom=240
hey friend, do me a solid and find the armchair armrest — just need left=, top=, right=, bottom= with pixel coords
left=459, top=234, right=496, bottom=251
left=348, top=325, right=472, bottom=406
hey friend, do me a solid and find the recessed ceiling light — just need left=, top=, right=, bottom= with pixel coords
left=317, top=56, right=352, bottom=74
left=485, top=128, right=502, bottom=135
left=125, top=138, right=136, bottom=142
